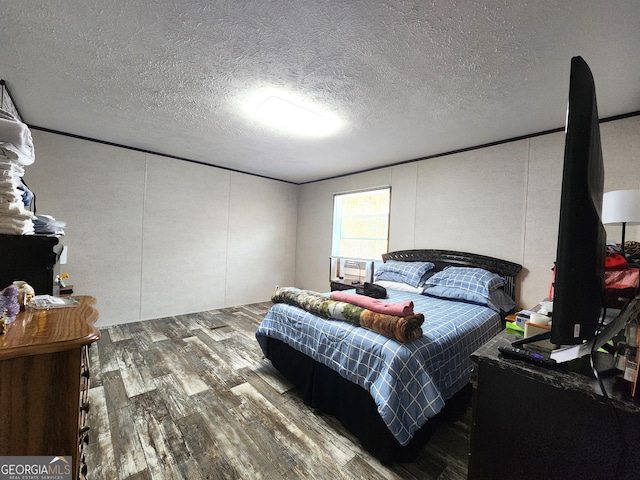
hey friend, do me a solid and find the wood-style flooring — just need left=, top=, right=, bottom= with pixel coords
left=85, top=302, right=471, bottom=479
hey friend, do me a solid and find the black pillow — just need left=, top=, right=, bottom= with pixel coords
left=356, top=282, right=387, bottom=299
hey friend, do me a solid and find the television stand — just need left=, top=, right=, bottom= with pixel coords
left=469, top=329, right=640, bottom=480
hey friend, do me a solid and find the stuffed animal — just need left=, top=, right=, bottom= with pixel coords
left=13, top=281, right=35, bottom=307
left=625, top=241, right=640, bottom=263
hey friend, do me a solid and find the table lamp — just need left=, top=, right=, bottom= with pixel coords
left=602, top=189, right=640, bottom=258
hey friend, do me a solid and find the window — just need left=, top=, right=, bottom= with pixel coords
left=331, top=187, right=391, bottom=260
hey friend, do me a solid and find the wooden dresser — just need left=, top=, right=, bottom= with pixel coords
left=0, top=296, right=99, bottom=479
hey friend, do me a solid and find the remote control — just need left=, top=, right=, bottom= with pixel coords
left=498, top=345, right=562, bottom=369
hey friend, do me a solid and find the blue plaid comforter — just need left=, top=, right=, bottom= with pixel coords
left=255, top=289, right=501, bottom=445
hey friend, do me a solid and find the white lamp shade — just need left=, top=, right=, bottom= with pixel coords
left=602, top=189, right=640, bottom=225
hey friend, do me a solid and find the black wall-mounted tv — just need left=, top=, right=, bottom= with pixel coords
left=550, top=56, right=606, bottom=346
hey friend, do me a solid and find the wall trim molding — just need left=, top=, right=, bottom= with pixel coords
left=300, top=111, right=640, bottom=185
left=27, top=124, right=298, bottom=185
left=26, top=110, right=640, bottom=187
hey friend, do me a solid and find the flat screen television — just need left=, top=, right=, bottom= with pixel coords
left=514, top=56, right=609, bottom=358
left=550, top=55, right=606, bottom=346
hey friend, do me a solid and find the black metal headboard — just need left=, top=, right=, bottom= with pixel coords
left=381, top=249, right=522, bottom=300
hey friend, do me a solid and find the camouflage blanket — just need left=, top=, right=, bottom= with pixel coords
left=271, top=286, right=424, bottom=342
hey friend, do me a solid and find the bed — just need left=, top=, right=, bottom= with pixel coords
left=255, top=249, right=522, bottom=464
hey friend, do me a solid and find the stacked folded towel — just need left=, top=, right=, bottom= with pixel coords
left=0, top=109, right=35, bottom=165
left=0, top=109, right=36, bottom=234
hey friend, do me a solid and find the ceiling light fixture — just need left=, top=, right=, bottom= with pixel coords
left=252, top=95, right=340, bottom=137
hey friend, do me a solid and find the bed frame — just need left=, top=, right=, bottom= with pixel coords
left=382, top=249, right=522, bottom=300
left=261, top=249, right=522, bottom=465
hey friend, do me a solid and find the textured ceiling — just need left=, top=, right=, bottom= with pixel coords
left=1, top=0, right=639, bottom=183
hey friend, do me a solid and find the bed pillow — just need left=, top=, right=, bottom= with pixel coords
left=423, top=285, right=516, bottom=312
left=373, top=260, right=435, bottom=288
left=489, top=288, right=517, bottom=313
left=374, top=280, right=426, bottom=294
left=425, top=266, right=505, bottom=298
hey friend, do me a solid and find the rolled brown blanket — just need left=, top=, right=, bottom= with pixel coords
left=360, top=310, right=424, bottom=342
left=272, top=286, right=424, bottom=342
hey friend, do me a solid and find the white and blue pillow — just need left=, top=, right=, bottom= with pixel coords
left=423, top=284, right=515, bottom=312
left=374, top=260, right=435, bottom=288
left=425, top=266, right=505, bottom=298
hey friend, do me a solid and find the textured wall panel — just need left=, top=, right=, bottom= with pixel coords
left=140, top=154, right=231, bottom=320
left=25, top=131, right=146, bottom=325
